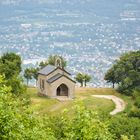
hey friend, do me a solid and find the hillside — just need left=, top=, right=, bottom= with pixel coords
left=27, top=87, right=129, bottom=116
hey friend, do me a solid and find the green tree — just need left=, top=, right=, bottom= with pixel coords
left=0, top=53, right=25, bottom=95
left=104, top=66, right=117, bottom=88
left=132, top=88, right=140, bottom=108
left=0, top=75, right=55, bottom=140
left=48, top=55, right=67, bottom=68
left=31, top=67, right=39, bottom=86
left=0, top=52, right=22, bottom=79
left=7, top=75, right=26, bottom=95
left=104, top=51, right=140, bottom=95
left=24, top=68, right=33, bottom=86
left=39, top=61, right=48, bottom=69
left=39, top=55, right=67, bottom=69
left=75, top=73, right=91, bottom=87
left=75, top=73, right=84, bottom=87
left=84, top=74, right=92, bottom=87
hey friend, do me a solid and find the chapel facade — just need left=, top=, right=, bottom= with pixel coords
left=37, top=59, right=75, bottom=99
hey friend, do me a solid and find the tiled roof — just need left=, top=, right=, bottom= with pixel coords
left=47, top=73, right=62, bottom=83
left=38, top=65, right=71, bottom=76
left=47, top=73, right=76, bottom=83
left=38, top=65, right=56, bottom=75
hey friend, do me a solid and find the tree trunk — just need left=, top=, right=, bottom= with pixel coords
left=81, top=82, right=83, bottom=87
left=112, top=83, right=115, bottom=88
left=84, top=81, right=87, bottom=87
left=35, top=80, right=37, bottom=87
left=27, top=79, right=29, bottom=86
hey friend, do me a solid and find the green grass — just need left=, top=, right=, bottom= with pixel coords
left=26, top=87, right=133, bottom=116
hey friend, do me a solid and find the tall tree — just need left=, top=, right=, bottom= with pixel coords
left=104, top=67, right=116, bottom=88
left=24, top=68, right=32, bottom=86
left=31, top=67, right=39, bottom=86
left=104, top=51, right=140, bottom=95
left=84, top=74, right=92, bottom=87
left=75, top=73, right=91, bottom=87
left=75, top=73, right=84, bottom=87
left=0, top=52, right=22, bottom=79
left=0, top=53, right=25, bottom=95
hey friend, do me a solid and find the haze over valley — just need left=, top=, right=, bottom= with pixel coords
left=0, top=0, right=140, bottom=86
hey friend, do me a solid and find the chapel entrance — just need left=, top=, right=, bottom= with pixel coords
left=57, top=84, right=68, bottom=96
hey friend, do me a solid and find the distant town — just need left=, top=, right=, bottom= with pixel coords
left=0, top=0, right=140, bottom=87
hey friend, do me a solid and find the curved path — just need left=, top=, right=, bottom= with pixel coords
left=92, top=95, right=125, bottom=115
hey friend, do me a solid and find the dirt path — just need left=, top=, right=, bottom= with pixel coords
left=92, top=95, right=125, bottom=115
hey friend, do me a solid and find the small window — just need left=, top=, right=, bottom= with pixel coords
left=40, top=79, right=45, bottom=90
left=42, top=80, right=45, bottom=90
left=40, top=79, right=42, bottom=89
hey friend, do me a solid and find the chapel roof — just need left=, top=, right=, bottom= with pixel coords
left=47, top=73, right=76, bottom=83
left=38, top=65, right=56, bottom=75
left=38, top=65, right=71, bottom=76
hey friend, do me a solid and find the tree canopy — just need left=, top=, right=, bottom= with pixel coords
left=104, top=51, right=140, bottom=95
left=0, top=52, right=22, bottom=79
left=0, top=52, right=25, bottom=95
left=75, top=73, right=92, bottom=87
left=39, top=55, right=67, bottom=69
left=25, top=55, right=67, bottom=86
left=24, top=67, right=39, bottom=86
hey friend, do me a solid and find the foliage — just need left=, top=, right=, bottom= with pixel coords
left=104, top=67, right=117, bottom=88
left=128, top=89, right=140, bottom=118
left=109, top=116, right=140, bottom=140
left=7, top=75, right=26, bottom=95
left=0, top=52, right=22, bottom=79
left=48, top=55, right=67, bottom=68
left=0, top=52, right=25, bottom=95
left=0, top=76, right=116, bottom=140
left=39, top=55, right=67, bottom=69
left=129, top=108, right=140, bottom=118
left=24, top=68, right=33, bottom=85
left=84, top=74, right=92, bottom=87
left=0, top=75, right=55, bottom=140
left=121, top=135, right=134, bottom=140
left=132, top=88, right=140, bottom=108
left=47, top=102, right=114, bottom=140
left=75, top=73, right=92, bottom=87
left=105, top=51, right=140, bottom=95
left=39, top=61, right=48, bottom=69
left=32, top=67, right=40, bottom=85
left=75, top=73, right=84, bottom=87
left=24, top=67, right=39, bottom=86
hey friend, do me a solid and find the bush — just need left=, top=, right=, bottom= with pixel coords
left=129, top=108, right=140, bottom=118
left=109, top=116, right=140, bottom=140
left=47, top=103, right=114, bottom=140
left=132, top=88, right=140, bottom=108
left=0, top=75, right=55, bottom=140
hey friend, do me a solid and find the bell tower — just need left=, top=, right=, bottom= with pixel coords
left=55, top=57, right=62, bottom=68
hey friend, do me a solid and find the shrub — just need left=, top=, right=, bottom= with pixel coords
left=47, top=103, right=114, bottom=140
left=109, top=116, right=140, bottom=140
left=0, top=75, right=55, bottom=140
left=132, top=88, right=140, bottom=108
left=129, top=108, right=140, bottom=118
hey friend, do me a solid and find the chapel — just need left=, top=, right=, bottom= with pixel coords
left=37, top=58, right=75, bottom=98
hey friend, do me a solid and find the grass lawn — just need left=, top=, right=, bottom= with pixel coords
left=27, top=87, right=132, bottom=116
